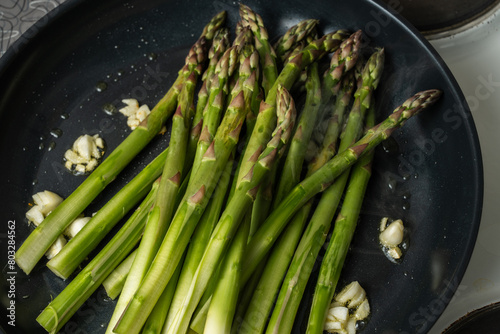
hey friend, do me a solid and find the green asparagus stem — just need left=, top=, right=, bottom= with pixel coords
left=204, top=214, right=250, bottom=334
left=165, top=85, right=296, bottom=334
left=103, top=249, right=137, bottom=300
left=164, top=155, right=234, bottom=330
left=240, top=62, right=322, bottom=334
left=236, top=30, right=348, bottom=190
left=107, top=65, right=200, bottom=334
left=113, top=81, right=250, bottom=334
left=241, top=89, right=442, bottom=286
left=15, top=11, right=226, bottom=275
left=142, top=252, right=185, bottom=334
left=307, top=70, right=356, bottom=174
left=322, top=30, right=362, bottom=101
left=305, top=107, right=377, bottom=334
left=274, top=19, right=319, bottom=66
left=46, top=147, right=169, bottom=279
left=239, top=4, right=278, bottom=96
left=36, top=178, right=161, bottom=333
left=187, top=28, right=230, bottom=169
left=191, top=45, right=251, bottom=176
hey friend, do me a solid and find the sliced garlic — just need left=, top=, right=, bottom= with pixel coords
left=379, top=219, right=404, bottom=247
left=354, top=298, right=370, bottom=320
left=26, top=206, right=44, bottom=226
left=119, top=99, right=139, bottom=117
left=32, top=190, right=63, bottom=216
left=45, top=235, right=67, bottom=259
left=325, top=281, right=371, bottom=334
left=379, top=218, right=406, bottom=261
left=136, top=104, right=151, bottom=122
left=64, top=216, right=91, bottom=238
left=120, top=99, right=150, bottom=130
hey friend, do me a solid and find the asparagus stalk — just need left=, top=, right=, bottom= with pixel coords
left=240, top=62, right=322, bottom=334
left=240, top=89, right=442, bottom=286
left=307, top=70, right=357, bottom=174
left=15, top=11, right=226, bottom=275
left=46, top=146, right=170, bottom=279
left=191, top=45, right=251, bottom=176
left=187, top=28, right=230, bottom=168
left=103, top=249, right=137, bottom=300
left=274, top=19, right=319, bottom=66
left=305, top=107, right=377, bottom=334
left=36, top=178, right=161, bottom=333
left=113, top=77, right=251, bottom=334
left=164, top=154, right=234, bottom=330
left=142, top=252, right=186, bottom=334
left=239, top=4, right=278, bottom=96
left=165, top=85, right=296, bottom=334
left=266, top=94, right=374, bottom=334
left=204, top=214, right=250, bottom=334
left=236, top=30, right=347, bottom=190
left=107, top=62, right=201, bottom=334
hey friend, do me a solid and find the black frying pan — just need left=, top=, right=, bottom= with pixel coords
left=0, top=0, right=483, bottom=333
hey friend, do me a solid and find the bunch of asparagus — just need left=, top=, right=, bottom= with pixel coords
left=16, top=4, right=442, bottom=334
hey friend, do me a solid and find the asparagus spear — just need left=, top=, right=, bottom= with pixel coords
left=239, top=4, right=278, bottom=96
left=142, top=252, right=185, bottom=334
left=36, top=178, right=161, bottom=333
left=304, top=107, right=377, bottom=334
left=240, top=62, right=322, bottom=334
left=240, top=89, right=442, bottom=286
left=113, top=74, right=252, bottom=334
left=164, top=154, right=234, bottom=330
left=187, top=28, right=230, bottom=168
left=274, top=19, right=319, bottom=66
left=15, top=11, right=226, bottom=275
left=106, top=61, right=201, bottom=334
left=165, top=85, right=296, bottom=334
left=236, top=30, right=347, bottom=190
left=204, top=214, right=250, bottom=334
left=102, top=249, right=137, bottom=300
left=191, top=45, right=253, bottom=176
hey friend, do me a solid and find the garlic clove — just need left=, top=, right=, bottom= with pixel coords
left=26, top=205, right=44, bottom=226
left=64, top=216, right=91, bottom=238
left=45, top=235, right=67, bottom=259
left=32, top=190, right=63, bottom=216
left=136, top=104, right=151, bottom=122
left=354, top=298, right=370, bottom=320
left=379, top=219, right=404, bottom=247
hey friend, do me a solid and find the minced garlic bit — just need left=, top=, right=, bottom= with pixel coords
left=379, top=217, right=405, bottom=261
left=119, top=98, right=151, bottom=130
left=64, top=216, right=91, bottom=239
left=25, top=190, right=63, bottom=226
left=324, top=281, right=370, bottom=334
left=26, top=190, right=91, bottom=259
left=64, top=134, right=105, bottom=175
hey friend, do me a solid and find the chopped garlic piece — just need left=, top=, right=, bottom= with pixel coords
left=64, top=216, right=91, bottom=238
left=379, top=219, right=404, bottom=247
left=119, top=99, right=151, bottom=130
left=26, top=206, right=44, bottom=226
left=64, top=134, right=105, bottom=174
left=379, top=218, right=406, bottom=261
left=45, top=235, right=67, bottom=259
left=32, top=190, right=63, bottom=216
left=324, top=281, right=370, bottom=334
left=136, top=104, right=150, bottom=122
left=354, top=298, right=370, bottom=320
